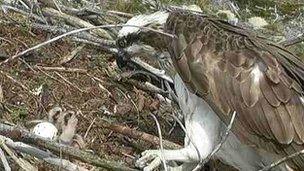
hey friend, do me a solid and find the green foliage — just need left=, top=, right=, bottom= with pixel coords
left=11, top=106, right=28, bottom=122
left=235, top=0, right=304, bottom=18
left=107, top=0, right=210, bottom=13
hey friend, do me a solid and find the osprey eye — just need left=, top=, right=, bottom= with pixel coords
left=117, top=38, right=128, bottom=48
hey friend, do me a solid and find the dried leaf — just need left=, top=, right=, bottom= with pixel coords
left=0, top=84, right=3, bottom=103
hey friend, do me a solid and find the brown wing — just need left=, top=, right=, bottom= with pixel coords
left=165, top=11, right=304, bottom=169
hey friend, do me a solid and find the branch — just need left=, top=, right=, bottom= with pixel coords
left=281, top=33, right=304, bottom=47
left=0, top=135, right=87, bottom=171
left=42, top=7, right=113, bottom=39
left=0, top=146, right=11, bottom=171
left=92, top=117, right=181, bottom=150
left=0, top=123, right=138, bottom=171
left=259, top=149, right=304, bottom=171
left=0, top=24, right=174, bottom=66
left=33, top=66, right=88, bottom=74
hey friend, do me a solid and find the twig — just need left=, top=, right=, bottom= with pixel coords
left=0, top=137, right=36, bottom=171
left=84, top=118, right=96, bottom=139
left=131, top=57, right=173, bottom=84
left=0, top=24, right=175, bottom=66
left=1, top=5, right=45, bottom=23
left=59, top=45, right=85, bottom=65
left=51, top=0, right=62, bottom=13
left=150, top=113, right=167, bottom=171
left=42, top=7, right=113, bottom=39
left=54, top=71, right=85, bottom=93
left=34, top=66, right=88, bottom=74
left=0, top=147, right=11, bottom=171
left=71, top=37, right=118, bottom=54
left=107, top=10, right=133, bottom=18
left=118, top=78, right=169, bottom=99
left=85, top=116, right=181, bottom=149
left=0, top=135, right=88, bottom=171
left=192, top=111, right=237, bottom=171
left=0, top=70, right=35, bottom=96
left=28, top=23, right=116, bottom=46
left=259, top=149, right=304, bottom=171
left=0, top=123, right=138, bottom=171
left=281, top=33, right=304, bottom=47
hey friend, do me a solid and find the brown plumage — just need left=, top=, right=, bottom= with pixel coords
left=164, top=10, right=304, bottom=170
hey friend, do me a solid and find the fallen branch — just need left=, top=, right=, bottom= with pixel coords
left=0, top=135, right=87, bottom=171
left=0, top=24, right=174, bottom=66
left=118, top=78, right=169, bottom=98
left=54, top=71, right=85, bottom=93
left=33, top=66, right=88, bottom=74
left=0, top=146, right=11, bottom=171
left=42, top=7, right=113, bottom=39
left=131, top=57, right=173, bottom=84
left=259, top=149, right=304, bottom=171
left=281, top=33, right=304, bottom=47
left=0, top=137, right=36, bottom=171
left=92, top=117, right=181, bottom=150
left=0, top=70, right=35, bottom=96
left=0, top=123, right=138, bottom=171
left=29, top=23, right=115, bottom=46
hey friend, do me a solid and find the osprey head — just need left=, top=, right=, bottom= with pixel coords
left=116, top=11, right=169, bottom=68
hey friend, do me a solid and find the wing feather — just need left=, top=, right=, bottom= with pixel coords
left=164, top=11, right=304, bottom=169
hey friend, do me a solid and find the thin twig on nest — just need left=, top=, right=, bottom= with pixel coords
left=0, top=146, right=11, bottom=171
left=34, top=66, right=88, bottom=74
left=82, top=116, right=181, bottom=149
left=281, top=33, right=304, bottom=47
left=259, top=149, right=304, bottom=171
left=0, top=24, right=174, bottom=66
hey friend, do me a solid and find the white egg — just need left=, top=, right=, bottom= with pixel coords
left=32, top=122, right=58, bottom=140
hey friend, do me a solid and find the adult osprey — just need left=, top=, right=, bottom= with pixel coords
left=117, top=8, right=304, bottom=171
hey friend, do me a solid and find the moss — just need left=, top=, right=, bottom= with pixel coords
left=11, top=106, right=28, bottom=122
left=107, top=0, right=210, bottom=14
left=280, top=2, right=304, bottom=16
left=235, top=0, right=304, bottom=18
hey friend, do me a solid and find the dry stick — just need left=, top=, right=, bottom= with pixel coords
left=70, top=37, right=118, bottom=54
left=281, top=33, right=304, bottom=47
left=90, top=117, right=181, bottom=150
left=0, top=24, right=175, bottom=67
left=0, top=70, right=35, bottom=96
left=42, top=7, right=113, bottom=39
left=51, top=0, right=62, bottom=13
left=1, top=5, right=45, bottom=23
left=192, top=111, right=237, bottom=171
left=28, top=23, right=116, bottom=46
left=1, top=135, right=88, bottom=171
left=54, top=71, right=85, bottom=93
left=0, top=138, right=36, bottom=171
left=84, top=118, right=96, bottom=139
left=107, top=10, right=133, bottom=18
left=118, top=78, right=169, bottom=99
left=150, top=113, right=167, bottom=171
left=33, top=66, right=88, bottom=74
left=131, top=57, right=173, bottom=84
left=0, top=147, right=11, bottom=171
left=259, top=150, right=304, bottom=171
left=0, top=123, right=138, bottom=171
